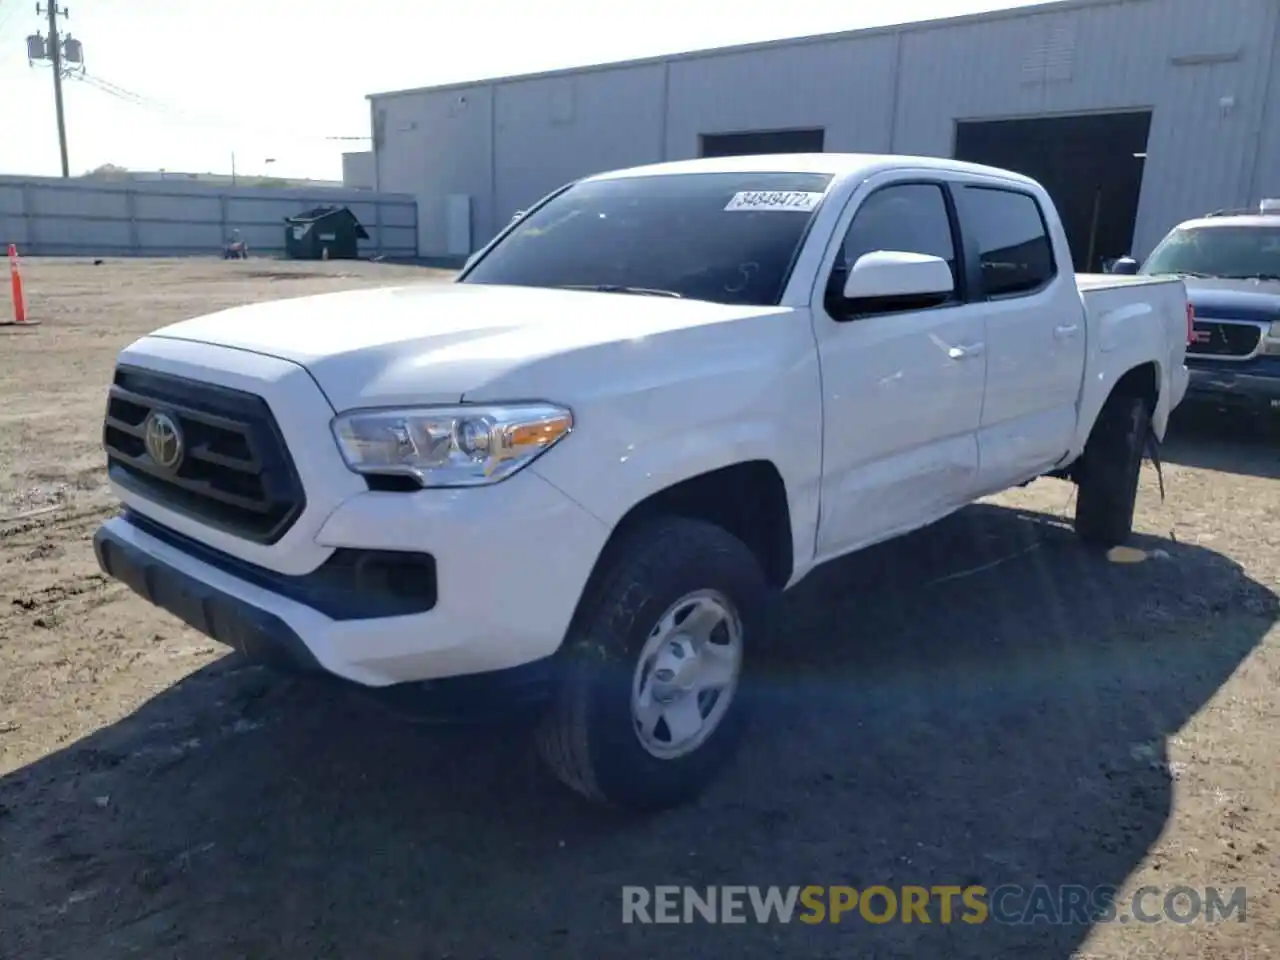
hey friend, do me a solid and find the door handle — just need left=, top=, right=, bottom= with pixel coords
left=1053, top=324, right=1080, bottom=340
left=948, top=342, right=985, bottom=360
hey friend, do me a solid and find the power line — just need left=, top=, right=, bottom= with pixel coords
left=10, top=2, right=369, bottom=170
left=70, top=70, right=370, bottom=149
left=75, top=73, right=165, bottom=111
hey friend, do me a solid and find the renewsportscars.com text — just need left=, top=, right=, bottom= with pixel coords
left=621, top=884, right=1248, bottom=926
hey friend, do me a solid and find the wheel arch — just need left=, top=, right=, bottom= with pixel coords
left=563, top=460, right=794, bottom=641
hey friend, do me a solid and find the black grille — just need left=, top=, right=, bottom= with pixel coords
left=1188, top=320, right=1262, bottom=359
left=102, top=366, right=305, bottom=543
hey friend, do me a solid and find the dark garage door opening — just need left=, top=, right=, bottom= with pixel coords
left=700, top=128, right=825, bottom=158
left=954, top=111, right=1152, bottom=272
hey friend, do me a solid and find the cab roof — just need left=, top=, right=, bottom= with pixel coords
left=583, top=152, right=1040, bottom=188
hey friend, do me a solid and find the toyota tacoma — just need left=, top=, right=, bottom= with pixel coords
left=94, top=154, right=1191, bottom=810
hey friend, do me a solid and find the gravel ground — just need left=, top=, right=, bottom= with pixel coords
left=1, top=257, right=1278, bottom=959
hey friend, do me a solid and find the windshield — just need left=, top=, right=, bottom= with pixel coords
left=1140, top=225, right=1280, bottom=279
left=460, top=171, right=834, bottom=305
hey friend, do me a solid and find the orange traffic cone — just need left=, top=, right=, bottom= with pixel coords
left=3, top=244, right=39, bottom=328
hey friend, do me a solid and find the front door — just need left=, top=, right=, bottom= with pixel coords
left=811, top=177, right=988, bottom=559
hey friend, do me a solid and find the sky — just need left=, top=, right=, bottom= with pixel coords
left=0, top=0, right=1047, bottom=181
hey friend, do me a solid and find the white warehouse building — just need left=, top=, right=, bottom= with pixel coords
left=367, top=0, right=1280, bottom=267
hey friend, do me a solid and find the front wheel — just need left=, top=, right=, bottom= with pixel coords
left=1073, top=391, right=1151, bottom=547
left=535, top=517, right=772, bottom=810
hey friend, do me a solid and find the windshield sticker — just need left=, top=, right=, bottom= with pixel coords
left=724, top=190, right=824, bottom=212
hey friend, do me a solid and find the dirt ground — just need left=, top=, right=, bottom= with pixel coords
left=1, top=257, right=1278, bottom=959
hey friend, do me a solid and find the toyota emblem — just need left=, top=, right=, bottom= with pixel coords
left=143, top=411, right=184, bottom=471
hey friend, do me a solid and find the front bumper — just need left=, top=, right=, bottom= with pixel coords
left=95, top=514, right=573, bottom=722
left=1184, top=365, right=1280, bottom=412
left=95, top=517, right=323, bottom=674
left=95, top=465, right=610, bottom=691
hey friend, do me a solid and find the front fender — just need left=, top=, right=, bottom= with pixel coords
left=529, top=353, right=823, bottom=579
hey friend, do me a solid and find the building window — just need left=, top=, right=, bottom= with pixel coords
left=699, top=128, right=825, bottom=158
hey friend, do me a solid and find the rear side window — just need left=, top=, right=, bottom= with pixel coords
left=959, top=186, right=1056, bottom=297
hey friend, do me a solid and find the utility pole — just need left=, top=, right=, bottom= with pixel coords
left=35, top=2, right=71, bottom=177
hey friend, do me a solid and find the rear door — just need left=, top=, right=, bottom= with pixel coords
left=952, top=180, right=1087, bottom=489
left=810, top=174, right=988, bottom=558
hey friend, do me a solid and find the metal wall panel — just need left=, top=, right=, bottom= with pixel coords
left=665, top=34, right=899, bottom=158
left=342, top=151, right=376, bottom=190
left=0, top=175, right=418, bottom=258
left=894, top=0, right=1266, bottom=253
left=371, top=0, right=1277, bottom=259
left=493, top=65, right=666, bottom=235
left=372, top=86, right=495, bottom=260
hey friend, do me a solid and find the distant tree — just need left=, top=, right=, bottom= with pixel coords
left=82, top=163, right=131, bottom=179
left=245, top=177, right=290, bottom=188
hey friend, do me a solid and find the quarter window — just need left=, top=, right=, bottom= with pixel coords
left=958, top=186, right=1056, bottom=297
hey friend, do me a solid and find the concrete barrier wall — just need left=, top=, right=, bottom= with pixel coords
left=0, top=175, right=417, bottom=258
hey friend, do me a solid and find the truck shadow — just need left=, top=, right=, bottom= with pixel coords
left=0, top=503, right=1272, bottom=959
left=1161, top=405, right=1280, bottom=480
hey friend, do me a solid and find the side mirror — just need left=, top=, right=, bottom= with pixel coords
left=842, top=250, right=954, bottom=303
left=1108, top=256, right=1139, bottom=275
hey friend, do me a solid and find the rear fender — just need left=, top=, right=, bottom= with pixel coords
left=1069, top=300, right=1169, bottom=462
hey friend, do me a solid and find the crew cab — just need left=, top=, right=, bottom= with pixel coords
left=1111, top=202, right=1280, bottom=423
left=93, top=154, right=1190, bottom=810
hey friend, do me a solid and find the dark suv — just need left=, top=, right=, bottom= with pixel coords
left=1111, top=205, right=1280, bottom=423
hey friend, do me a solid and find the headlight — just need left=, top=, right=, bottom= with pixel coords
left=331, top=403, right=573, bottom=487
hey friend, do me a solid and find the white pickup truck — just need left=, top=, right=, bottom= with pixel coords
left=94, top=154, right=1190, bottom=810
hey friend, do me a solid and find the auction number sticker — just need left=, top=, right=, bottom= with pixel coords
left=725, top=190, right=825, bottom=212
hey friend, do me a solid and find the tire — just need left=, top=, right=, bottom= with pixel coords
left=1073, top=390, right=1151, bottom=547
left=535, top=516, right=773, bottom=811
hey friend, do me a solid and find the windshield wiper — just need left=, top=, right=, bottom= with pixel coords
left=559, top=284, right=684, bottom=298
left=1221, top=273, right=1280, bottom=282
left=1170, top=270, right=1214, bottom=279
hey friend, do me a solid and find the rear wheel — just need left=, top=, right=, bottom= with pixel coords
left=534, top=517, right=771, bottom=810
left=1073, top=391, right=1151, bottom=547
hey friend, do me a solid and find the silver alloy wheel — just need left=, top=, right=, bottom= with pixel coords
left=630, top=588, right=744, bottom=760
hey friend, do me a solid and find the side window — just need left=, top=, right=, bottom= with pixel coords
left=826, top=182, right=959, bottom=316
left=959, top=186, right=1057, bottom=298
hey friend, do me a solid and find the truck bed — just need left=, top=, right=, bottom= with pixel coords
left=1074, top=272, right=1180, bottom=293
left=1075, top=273, right=1187, bottom=331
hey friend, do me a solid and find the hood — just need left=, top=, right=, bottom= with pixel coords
left=1182, top=278, right=1280, bottom=322
left=149, top=281, right=787, bottom=411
